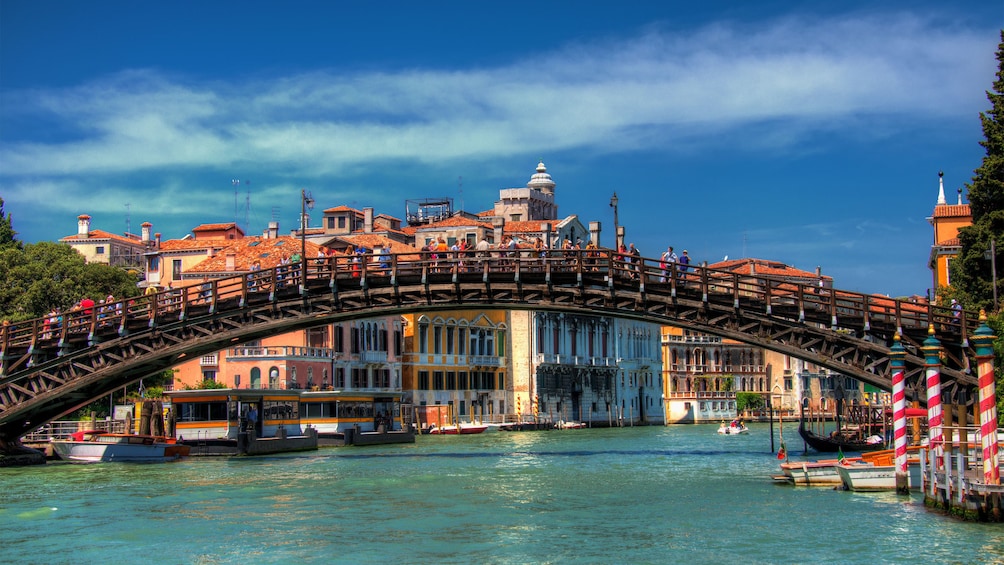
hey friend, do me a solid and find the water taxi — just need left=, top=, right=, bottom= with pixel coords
left=428, top=423, right=488, bottom=435
left=50, top=431, right=190, bottom=463
left=717, top=419, right=749, bottom=435
left=166, top=389, right=413, bottom=450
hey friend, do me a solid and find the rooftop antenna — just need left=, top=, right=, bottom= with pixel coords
left=232, top=179, right=242, bottom=230
left=458, top=176, right=463, bottom=213
left=125, top=202, right=131, bottom=235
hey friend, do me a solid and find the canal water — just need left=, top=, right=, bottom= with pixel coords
left=2, top=424, right=1001, bottom=564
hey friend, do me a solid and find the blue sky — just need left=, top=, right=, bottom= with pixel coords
left=1, top=1, right=1000, bottom=298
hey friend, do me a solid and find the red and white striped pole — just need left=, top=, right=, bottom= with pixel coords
left=971, top=312, right=1000, bottom=485
left=922, top=325, right=944, bottom=468
left=890, top=334, right=909, bottom=493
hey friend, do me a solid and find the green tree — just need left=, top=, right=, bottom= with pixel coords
left=953, top=32, right=1004, bottom=313
left=949, top=32, right=1004, bottom=420
left=736, top=392, right=765, bottom=412
left=0, top=241, right=140, bottom=322
left=0, top=198, right=19, bottom=249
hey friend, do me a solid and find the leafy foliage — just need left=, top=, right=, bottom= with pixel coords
left=954, top=32, right=1004, bottom=313
left=0, top=198, right=19, bottom=250
left=952, top=33, right=1004, bottom=419
left=0, top=241, right=140, bottom=322
left=736, top=392, right=765, bottom=412
left=184, top=379, right=228, bottom=390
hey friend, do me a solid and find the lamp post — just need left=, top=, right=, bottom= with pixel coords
left=986, top=238, right=998, bottom=310
left=300, top=189, right=315, bottom=295
left=609, top=192, right=619, bottom=250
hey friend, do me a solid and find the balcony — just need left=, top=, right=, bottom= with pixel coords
left=227, top=346, right=338, bottom=360
left=470, top=355, right=504, bottom=367
left=199, top=355, right=218, bottom=366
left=360, top=350, right=388, bottom=364
left=663, top=335, right=722, bottom=344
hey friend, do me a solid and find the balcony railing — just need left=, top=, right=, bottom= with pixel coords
left=199, top=355, right=218, bottom=366
left=227, top=346, right=339, bottom=359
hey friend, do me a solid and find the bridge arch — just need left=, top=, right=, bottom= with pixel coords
left=0, top=249, right=982, bottom=448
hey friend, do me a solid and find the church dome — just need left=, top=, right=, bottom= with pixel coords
left=527, top=161, right=555, bottom=195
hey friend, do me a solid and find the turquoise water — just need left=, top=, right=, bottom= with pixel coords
left=2, top=424, right=1001, bottom=565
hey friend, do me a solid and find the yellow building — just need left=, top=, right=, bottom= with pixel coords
left=928, top=171, right=972, bottom=292
left=60, top=214, right=153, bottom=270
left=401, top=309, right=511, bottom=426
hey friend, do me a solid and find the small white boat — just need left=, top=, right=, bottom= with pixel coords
left=50, top=431, right=190, bottom=463
left=834, top=459, right=922, bottom=491
left=557, top=421, right=587, bottom=429
left=427, top=423, right=488, bottom=435
left=717, top=420, right=749, bottom=435
left=776, top=457, right=863, bottom=486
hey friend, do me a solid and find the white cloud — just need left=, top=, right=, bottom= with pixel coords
left=1, top=13, right=994, bottom=180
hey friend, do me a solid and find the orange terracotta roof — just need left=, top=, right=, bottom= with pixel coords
left=322, top=205, right=362, bottom=214
left=932, top=204, right=971, bottom=219
left=413, top=215, right=493, bottom=229
left=503, top=220, right=553, bottom=234
left=936, top=237, right=961, bottom=247
left=192, top=222, right=242, bottom=232
left=328, top=234, right=418, bottom=253
left=707, top=258, right=825, bottom=280
left=60, top=229, right=144, bottom=246
left=186, top=236, right=325, bottom=273
left=476, top=209, right=496, bottom=217
left=158, top=239, right=222, bottom=252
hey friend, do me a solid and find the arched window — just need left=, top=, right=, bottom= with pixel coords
left=251, top=367, right=261, bottom=389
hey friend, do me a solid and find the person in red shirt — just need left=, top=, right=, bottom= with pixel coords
left=79, top=297, right=95, bottom=315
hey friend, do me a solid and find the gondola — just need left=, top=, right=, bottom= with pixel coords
left=797, top=416, right=887, bottom=453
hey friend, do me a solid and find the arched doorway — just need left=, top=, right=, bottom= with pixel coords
left=250, top=367, right=261, bottom=389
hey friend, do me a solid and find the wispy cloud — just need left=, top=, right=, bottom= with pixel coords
left=2, top=13, right=993, bottom=181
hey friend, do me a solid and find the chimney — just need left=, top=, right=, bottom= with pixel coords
left=77, top=214, right=91, bottom=238
left=589, top=221, right=601, bottom=247
left=364, top=207, right=374, bottom=234
left=267, top=221, right=279, bottom=239
left=155, top=233, right=161, bottom=248
left=540, top=222, right=552, bottom=249
left=492, top=218, right=505, bottom=246
left=225, top=251, right=236, bottom=271
left=141, top=222, right=152, bottom=243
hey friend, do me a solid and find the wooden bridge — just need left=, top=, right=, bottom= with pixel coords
left=0, top=249, right=982, bottom=450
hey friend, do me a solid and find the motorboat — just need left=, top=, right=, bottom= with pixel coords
left=50, top=431, right=191, bottom=463
left=833, top=449, right=922, bottom=491
left=556, top=421, right=587, bottom=429
left=717, top=420, right=749, bottom=435
left=427, top=423, right=489, bottom=435
left=775, top=457, right=862, bottom=486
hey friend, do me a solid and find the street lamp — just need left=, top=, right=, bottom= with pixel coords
left=609, top=192, right=619, bottom=250
left=300, top=189, right=315, bottom=295
left=986, top=238, right=998, bottom=310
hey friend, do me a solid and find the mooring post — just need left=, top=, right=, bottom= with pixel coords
left=923, top=325, right=944, bottom=470
left=971, top=312, right=1000, bottom=487
left=890, top=334, right=910, bottom=494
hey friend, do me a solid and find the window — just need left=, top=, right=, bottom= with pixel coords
left=337, top=217, right=346, bottom=229
left=446, top=327, right=455, bottom=354
left=418, top=370, right=430, bottom=390
left=327, top=217, right=335, bottom=229
left=434, top=326, right=442, bottom=354
left=173, top=259, right=182, bottom=279
left=433, top=371, right=444, bottom=390
left=202, top=370, right=216, bottom=381
left=419, top=322, right=429, bottom=353
left=95, top=246, right=105, bottom=254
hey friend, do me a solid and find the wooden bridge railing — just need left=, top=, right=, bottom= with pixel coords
left=0, top=248, right=975, bottom=376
